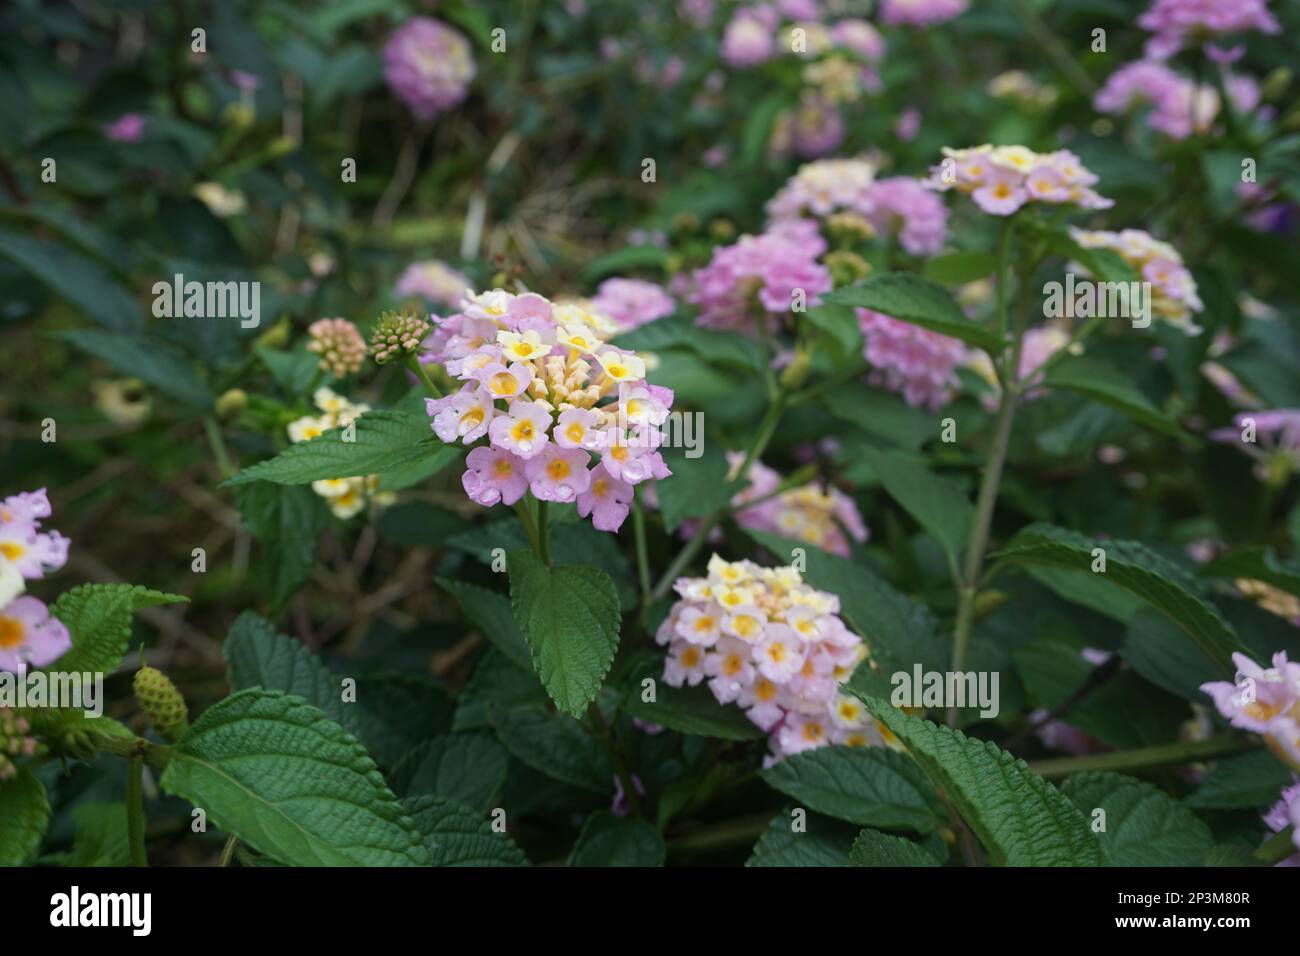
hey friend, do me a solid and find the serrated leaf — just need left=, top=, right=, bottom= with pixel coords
left=402, top=794, right=528, bottom=866
left=805, top=303, right=862, bottom=362
left=350, top=672, right=455, bottom=770
left=859, top=447, right=973, bottom=573
left=57, top=330, right=213, bottom=406
left=994, top=523, right=1244, bottom=672
left=826, top=273, right=1007, bottom=353
left=507, top=550, right=621, bottom=717
left=49, top=584, right=187, bottom=674
left=234, top=484, right=327, bottom=606
left=761, top=745, right=944, bottom=832
left=849, top=827, right=942, bottom=866
left=1042, top=357, right=1191, bottom=442
left=159, top=689, right=430, bottom=866
left=1186, top=751, right=1295, bottom=810
left=0, top=229, right=141, bottom=331
left=1122, top=610, right=1221, bottom=701
left=490, top=705, right=612, bottom=793
left=439, top=577, right=532, bottom=670
left=0, top=768, right=50, bottom=866
left=223, top=409, right=438, bottom=486
left=621, top=682, right=765, bottom=741
left=568, top=811, right=666, bottom=866
left=1062, top=772, right=1212, bottom=866
left=859, top=696, right=1104, bottom=866
left=223, top=610, right=365, bottom=739
left=614, top=314, right=762, bottom=373
left=745, top=808, right=856, bottom=867
left=388, top=734, right=509, bottom=812
left=922, top=251, right=998, bottom=286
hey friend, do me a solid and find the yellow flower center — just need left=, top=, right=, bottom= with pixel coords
left=546, top=458, right=571, bottom=481
left=566, top=423, right=585, bottom=443
left=0, top=615, right=23, bottom=649
left=694, top=615, right=715, bottom=633
left=802, top=721, right=824, bottom=742
left=766, top=643, right=787, bottom=663
left=493, top=458, right=515, bottom=477
left=0, top=542, right=24, bottom=561
left=755, top=679, right=777, bottom=702
left=513, top=421, right=535, bottom=442
left=723, top=654, right=743, bottom=677
left=680, top=647, right=702, bottom=668
left=489, top=372, right=518, bottom=396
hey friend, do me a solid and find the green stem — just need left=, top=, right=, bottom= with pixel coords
left=1254, top=827, right=1297, bottom=866
left=219, top=834, right=240, bottom=867
left=632, top=490, right=652, bottom=606
left=993, top=219, right=1014, bottom=342
left=536, top=498, right=550, bottom=566
left=203, top=416, right=235, bottom=479
left=514, top=498, right=541, bottom=556
left=127, top=754, right=148, bottom=867
left=666, top=812, right=773, bottom=855
left=1029, top=736, right=1257, bottom=780
left=407, top=356, right=443, bottom=398
left=587, top=703, right=643, bottom=818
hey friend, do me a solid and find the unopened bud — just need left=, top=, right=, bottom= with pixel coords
left=133, top=666, right=190, bottom=742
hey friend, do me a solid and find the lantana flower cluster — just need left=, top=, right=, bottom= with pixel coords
left=1202, top=651, right=1300, bottom=773
left=306, top=318, right=367, bottom=378
left=766, top=159, right=949, bottom=256
left=0, top=708, right=41, bottom=781
left=383, top=17, right=475, bottom=122
left=1094, top=61, right=1260, bottom=140
left=423, top=290, right=675, bottom=533
left=967, top=326, right=1070, bottom=411
left=858, top=309, right=968, bottom=411
left=0, top=489, right=71, bottom=674
left=287, top=389, right=396, bottom=519
left=588, top=278, right=677, bottom=332
left=880, top=0, right=968, bottom=27
left=728, top=455, right=868, bottom=557
left=395, top=260, right=472, bottom=312
left=932, top=145, right=1112, bottom=216
left=1069, top=228, right=1204, bottom=333
left=1263, top=777, right=1300, bottom=861
left=1137, top=0, right=1280, bottom=59
left=689, top=220, right=831, bottom=333
left=1211, top=409, right=1300, bottom=483
left=657, top=556, right=879, bottom=762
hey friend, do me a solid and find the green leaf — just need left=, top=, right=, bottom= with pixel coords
left=50, top=584, right=187, bottom=674
left=350, top=673, right=455, bottom=770
left=581, top=245, right=669, bottom=283
left=655, top=441, right=736, bottom=533
left=490, top=706, right=612, bottom=793
left=1202, top=547, right=1300, bottom=599
left=820, top=384, right=936, bottom=451
left=859, top=696, right=1104, bottom=866
left=439, top=577, right=532, bottom=670
left=507, top=550, right=622, bottom=717
left=804, top=303, right=862, bottom=362
left=614, top=314, right=762, bottom=373
left=1041, top=357, right=1191, bottom=442
left=159, top=689, right=430, bottom=866
left=375, top=444, right=460, bottom=491
left=388, top=734, right=509, bottom=812
left=57, top=329, right=212, bottom=407
left=59, top=802, right=130, bottom=867
left=256, top=345, right=318, bottom=396
left=0, top=229, right=141, bottom=331
left=1122, top=610, right=1221, bottom=701
left=223, top=611, right=365, bottom=739
left=761, top=745, right=944, bottom=832
left=223, top=409, right=438, bottom=486
left=621, top=682, right=765, bottom=741
left=745, top=808, right=856, bottom=867
left=743, top=91, right=787, bottom=165
left=0, top=768, right=50, bottom=866
left=1186, top=751, right=1295, bottom=810
left=922, top=251, right=998, bottom=286
left=234, top=484, right=327, bottom=607
left=859, top=448, right=973, bottom=574
left=1062, top=772, right=1212, bottom=867
left=826, top=273, right=1007, bottom=353
left=849, top=828, right=942, bottom=866
left=453, top=651, right=547, bottom=733
left=402, top=794, right=528, bottom=866
left=567, top=811, right=666, bottom=866
left=994, top=523, right=1244, bottom=673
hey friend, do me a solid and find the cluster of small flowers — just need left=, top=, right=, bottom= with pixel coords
left=857, top=309, right=968, bottom=411
left=1137, top=0, right=1279, bottom=59
left=767, top=159, right=949, bottom=256
left=1263, top=778, right=1300, bottom=861
left=0, top=708, right=41, bottom=781
left=1202, top=651, right=1300, bottom=775
left=394, top=260, right=472, bottom=311
left=1094, top=61, right=1260, bottom=140
left=1070, top=228, right=1204, bottom=333
left=880, top=0, right=968, bottom=27
left=306, top=318, right=367, bottom=378
left=423, top=290, right=675, bottom=533
left=369, top=308, right=432, bottom=365
left=769, top=94, right=846, bottom=158
left=0, top=489, right=71, bottom=675
left=932, top=144, right=1112, bottom=216
left=967, top=326, right=1070, bottom=411
left=689, top=220, right=831, bottom=333
left=287, top=389, right=395, bottom=519
left=657, top=556, right=881, bottom=761
left=728, top=455, right=868, bottom=557
left=383, top=17, right=475, bottom=122
left=1211, top=409, right=1300, bottom=483
left=588, top=278, right=677, bottom=332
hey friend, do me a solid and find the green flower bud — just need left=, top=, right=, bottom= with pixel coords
left=133, top=666, right=189, bottom=742
left=779, top=345, right=813, bottom=391
left=215, top=388, right=247, bottom=421
left=824, top=250, right=872, bottom=287
left=369, top=307, right=432, bottom=366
